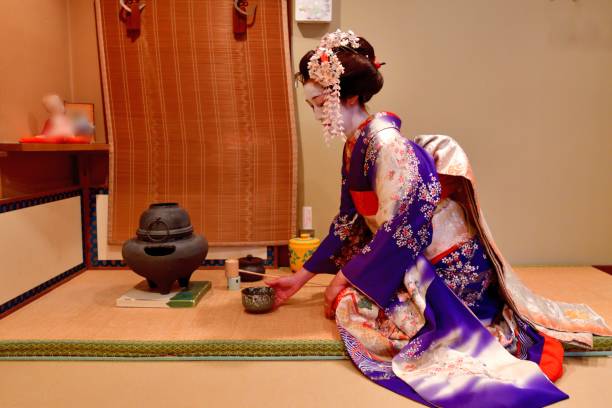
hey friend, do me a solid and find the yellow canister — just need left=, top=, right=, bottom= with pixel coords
left=289, top=233, right=320, bottom=272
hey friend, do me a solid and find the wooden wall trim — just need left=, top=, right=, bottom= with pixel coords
left=0, top=187, right=82, bottom=207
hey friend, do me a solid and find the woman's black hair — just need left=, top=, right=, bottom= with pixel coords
left=297, top=37, right=383, bottom=104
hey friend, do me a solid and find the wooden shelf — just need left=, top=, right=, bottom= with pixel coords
left=0, top=143, right=109, bottom=152
left=0, top=142, right=109, bottom=199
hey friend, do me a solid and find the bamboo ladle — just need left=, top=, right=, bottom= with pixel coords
left=237, top=268, right=328, bottom=288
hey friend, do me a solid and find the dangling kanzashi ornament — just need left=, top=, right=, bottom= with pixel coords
left=307, top=30, right=360, bottom=142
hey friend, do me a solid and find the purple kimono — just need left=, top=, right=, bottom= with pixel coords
left=304, top=112, right=568, bottom=407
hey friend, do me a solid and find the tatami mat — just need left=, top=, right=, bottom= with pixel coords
left=0, top=269, right=338, bottom=341
left=0, top=267, right=609, bottom=359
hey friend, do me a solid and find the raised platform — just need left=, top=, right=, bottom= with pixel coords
left=0, top=267, right=611, bottom=408
left=0, top=267, right=610, bottom=359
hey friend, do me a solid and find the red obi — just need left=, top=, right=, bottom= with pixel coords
left=350, top=190, right=378, bottom=216
left=351, top=175, right=459, bottom=218
left=439, top=174, right=462, bottom=201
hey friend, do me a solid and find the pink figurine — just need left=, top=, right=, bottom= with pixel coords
left=39, top=94, right=75, bottom=137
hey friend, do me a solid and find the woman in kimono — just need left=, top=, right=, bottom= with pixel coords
left=267, top=30, right=611, bottom=407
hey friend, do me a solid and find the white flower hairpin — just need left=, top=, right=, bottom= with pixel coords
left=307, top=30, right=360, bottom=143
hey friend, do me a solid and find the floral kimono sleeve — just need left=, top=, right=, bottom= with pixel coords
left=342, top=130, right=441, bottom=307
left=303, top=167, right=369, bottom=274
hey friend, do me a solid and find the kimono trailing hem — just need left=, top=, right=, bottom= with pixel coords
left=304, top=112, right=609, bottom=407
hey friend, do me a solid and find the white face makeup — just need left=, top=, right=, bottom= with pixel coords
left=304, top=80, right=368, bottom=139
left=303, top=81, right=327, bottom=124
left=340, top=99, right=355, bottom=135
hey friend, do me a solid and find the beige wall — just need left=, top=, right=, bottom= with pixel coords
left=292, top=0, right=612, bottom=265
left=0, top=0, right=105, bottom=143
left=0, top=0, right=72, bottom=142
left=1, top=1, right=609, bottom=265
left=68, top=0, right=106, bottom=143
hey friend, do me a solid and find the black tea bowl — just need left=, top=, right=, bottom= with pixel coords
left=241, top=287, right=275, bottom=314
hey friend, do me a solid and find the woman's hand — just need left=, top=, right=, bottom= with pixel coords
left=265, top=267, right=314, bottom=308
left=324, top=271, right=350, bottom=319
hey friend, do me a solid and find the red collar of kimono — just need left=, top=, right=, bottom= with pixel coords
left=345, top=111, right=402, bottom=172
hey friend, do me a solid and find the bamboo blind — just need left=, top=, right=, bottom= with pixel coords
left=96, top=0, right=297, bottom=245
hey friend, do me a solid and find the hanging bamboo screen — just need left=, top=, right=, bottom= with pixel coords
left=96, top=0, right=297, bottom=245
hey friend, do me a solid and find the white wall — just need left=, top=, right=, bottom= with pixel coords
left=0, top=197, right=84, bottom=304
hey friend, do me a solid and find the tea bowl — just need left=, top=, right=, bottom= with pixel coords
left=241, top=286, right=275, bottom=314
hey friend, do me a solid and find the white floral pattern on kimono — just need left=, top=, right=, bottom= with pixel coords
left=364, top=128, right=474, bottom=263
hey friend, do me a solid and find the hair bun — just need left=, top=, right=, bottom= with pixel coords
left=298, top=36, right=383, bottom=104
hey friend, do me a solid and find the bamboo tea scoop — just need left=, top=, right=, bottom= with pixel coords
left=237, top=269, right=328, bottom=288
